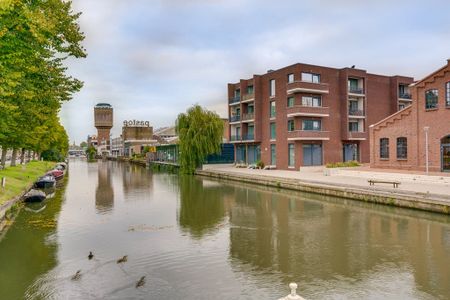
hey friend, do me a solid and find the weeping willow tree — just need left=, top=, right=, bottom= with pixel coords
left=176, top=105, right=224, bottom=174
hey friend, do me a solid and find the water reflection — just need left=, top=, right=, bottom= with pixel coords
left=122, top=163, right=153, bottom=196
left=95, top=160, right=114, bottom=213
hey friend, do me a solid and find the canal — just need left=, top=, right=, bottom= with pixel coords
left=0, top=159, right=449, bottom=299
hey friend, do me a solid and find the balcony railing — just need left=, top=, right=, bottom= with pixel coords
left=348, top=109, right=365, bottom=116
left=242, top=113, right=254, bottom=121
left=242, top=93, right=255, bottom=101
left=242, top=133, right=254, bottom=140
left=399, top=93, right=412, bottom=99
left=287, top=130, right=330, bottom=141
left=286, top=81, right=329, bottom=94
left=348, top=87, right=364, bottom=94
left=286, top=105, right=330, bottom=117
left=229, top=96, right=241, bottom=104
left=230, top=135, right=241, bottom=141
left=229, top=115, right=241, bottom=122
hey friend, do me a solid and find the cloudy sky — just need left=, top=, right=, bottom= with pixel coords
left=61, top=0, right=450, bottom=144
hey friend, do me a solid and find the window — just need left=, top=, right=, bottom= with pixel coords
left=446, top=82, right=450, bottom=107
left=399, top=104, right=405, bottom=110
left=270, top=101, right=276, bottom=118
left=247, top=85, right=254, bottom=94
left=397, top=137, right=407, bottom=159
left=236, top=127, right=241, bottom=139
left=271, top=144, right=276, bottom=165
left=302, top=96, right=321, bottom=107
left=247, top=105, right=254, bottom=114
left=425, top=89, right=438, bottom=109
left=287, top=96, right=295, bottom=107
left=302, top=120, right=321, bottom=131
left=288, top=144, right=295, bottom=167
left=270, top=123, right=276, bottom=139
left=287, top=119, right=294, bottom=132
left=247, top=125, right=254, bottom=139
left=270, top=79, right=275, bottom=97
left=301, top=72, right=320, bottom=83
left=234, top=89, right=240, bottom=97
left=348, top=78, right=359, bottom=92
left=348, top=121, right=359, bottom=132
left=380, top=138, right=389, bottom=159
left=287, top=73, right=294, bottom=83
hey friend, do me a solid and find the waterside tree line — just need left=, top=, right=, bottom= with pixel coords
left=0, top=0, right=86, bottom=167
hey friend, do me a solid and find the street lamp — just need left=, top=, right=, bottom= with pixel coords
left=424, top=126, right=429, bottom=174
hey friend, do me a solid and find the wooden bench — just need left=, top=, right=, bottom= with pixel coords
left=368, top=179, right=401, bottom=188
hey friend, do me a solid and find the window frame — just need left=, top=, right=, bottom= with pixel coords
left=247, top=85, right=254, bottom=95
left=270, top=122, right=276, bottom=139
left=288, top=143, right=295, bottom=167
left=302, top=119, right=321, bottom=131
left=380, top=138, right=389, bottom=159
left=301, top=72, right=320, bottom=83
left=270, top=101, right=276, bottom=118
left=446, top=82, right=450, bottom=107
left=270, top=144, right=276, bottom=165
left=396, top=137, right=407, bottom=159
left=287, top=119, right=295, bottom=132
left=425, top=89, right=438, bottom=109
left=269, top=79, right=275, bottom=97
left=301, top=95, right=322, bottom=107
left=287, top=73, right=294, bottom=83
left=287, top=96, right=295, bottom=107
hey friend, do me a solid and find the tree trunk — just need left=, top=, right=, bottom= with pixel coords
left=10, top=148, right=17, bottom=167
left=20, top=148, right=25, bottom=164
left=27, top=150, right=31, bottom=162
left=1, top=148, right=7, bottom=168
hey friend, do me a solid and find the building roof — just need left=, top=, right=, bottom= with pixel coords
left=154, top=126, right=177, bottom=137
left=95, top=103, right=112, bottom=108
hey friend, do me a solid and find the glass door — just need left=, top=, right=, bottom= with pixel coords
left=442, top=144, right=450, bottom=172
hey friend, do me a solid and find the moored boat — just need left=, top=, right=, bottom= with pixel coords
left=23, top=189, right=46, bottom=202
left=46, top=169, right=64, bottom=181
left=34, top=175, right=56, bottom=189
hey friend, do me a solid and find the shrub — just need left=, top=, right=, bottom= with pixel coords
left=326, top=160, right=361, bottom=168
left=256, top=160, right=265, bottom=169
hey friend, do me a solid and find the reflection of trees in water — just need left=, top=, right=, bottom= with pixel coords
left=0, top=181, right=67, bottom=300
left=178, top=175, right=230, bottom=238
left=228, top=186, right=450, bottom=297
left=122, top=163, right=153, bottom=195
left=95, top=161, right=114, bottom=213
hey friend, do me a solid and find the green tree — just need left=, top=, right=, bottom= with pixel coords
left=176, top=105, right=224, bottom=174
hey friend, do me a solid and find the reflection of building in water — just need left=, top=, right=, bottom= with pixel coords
left=122, top=163, right=153, bottom=196
left=228, top=186, right=450, bottom=297
left=95, top=161, right=114, bottom=213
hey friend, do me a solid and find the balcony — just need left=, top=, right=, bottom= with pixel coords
left=348, top=109, right=365, bottom=118
left=399, top=93, right=412, bottom=100
left=242, top=93, right=255, bottom=102
left=287, top=106, right=330, bottom=117
left=241, top=113, right=254, bottom=122
left=345, top=131, right=366, bottom=140
left=287, top=130, right=330, bottom=141
left=287, top=81, right=329, bottom=94
left=242, top=133, right=254, bottom=141
left=348, top=87, right=365, bottom=96
left=229, top=115, right=240, bottom=123
left=230, top=135, right=241, bottom=142
left=229, top=96, right=241, bottom=105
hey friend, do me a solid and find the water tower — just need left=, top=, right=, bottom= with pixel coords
left=94, top=103, right=113, bottom=149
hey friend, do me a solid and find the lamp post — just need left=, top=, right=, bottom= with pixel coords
left=424, top=126, right=429, bottom=174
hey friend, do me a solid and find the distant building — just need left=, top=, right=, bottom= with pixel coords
left=94, top=103, right=113, bottom=152
left=370, top=59, right=450, bottom=172
left=87, top=135, right=98, bottom=148
left=154, top=126, right=178, bottom=144
left=122, top=120, right=157, bottom=157
left=111, top=136, right=123, bottom=157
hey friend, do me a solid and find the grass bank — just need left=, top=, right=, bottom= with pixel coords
left=0, top=161, right=54, bottom=206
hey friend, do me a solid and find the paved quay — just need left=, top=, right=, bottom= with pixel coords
left=198, top=164, right=450, bottom=215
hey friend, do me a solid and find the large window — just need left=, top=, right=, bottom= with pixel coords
left=397, top=137, right=407, bottom=159
left=288, top=144, right=295, bottom=167
left=446, top=82, right=450, bottom=107
left=271, top=144, right=276, bottom=165
left=302, top=120, right=321, bottom=131
left=287, top=96, right=295, bottom=107
left=234, top=89, right=240, bottom=97
left=270, top=123, right=276, bottom=139
left=301, top=72, right=320, bottom=83
left=287, top=119, right=295, bottom=132
left=287, top=73, right=294, bottom=83
left=425, top=89, right=438, bottom=109
left=348, top=78, right=359, bottom=92
left=270, top=101, right=276, bottom=118
left=301, top=96, right=321, bottom=107
left=380, top=138, right=389, bottom=159
left=348, top=121, right=359, bottom=132
left=270, top=79, right=275, bottom=97
left=247, top=125, right=254, bottom=140
left=247, top=85, right=254, bottom=94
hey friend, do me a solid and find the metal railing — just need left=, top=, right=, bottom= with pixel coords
left=229, top=135, right=241, bottom=141
left=229, top=115, right=241, bottom=122
left=399, top=93, right=412, bottom=99
left=348, top=109, right=364, bottom=116
left=229, top=95, right=241, bottom=104
left=242, top=93, right=255, bottom=101
left=242, top=133, right=254, bottom=140
left=348, top=87, right=364, bottom=94
left=242, top=113, right=254, bottom=120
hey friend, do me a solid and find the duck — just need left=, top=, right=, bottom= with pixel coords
left=88, top=251, right=94, bottom=260
left=116, top=255, right=128, bottom=264
left=136, top=276, right=146, bottom=288
left=71, top=270, right=82, bottom=280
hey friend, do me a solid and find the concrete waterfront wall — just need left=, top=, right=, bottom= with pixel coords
left=0, top=183, right=33, bottom=233
left=196, top=170, right=450, bottom=215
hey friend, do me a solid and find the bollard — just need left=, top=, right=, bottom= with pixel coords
left=1, top=177, right=6, bottom=188
left=278, top=283, right=306, bottom=300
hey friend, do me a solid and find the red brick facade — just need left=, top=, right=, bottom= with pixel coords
left=370, top=60, right=450, bottom=172
left=228, top=62, right=413, bottom=170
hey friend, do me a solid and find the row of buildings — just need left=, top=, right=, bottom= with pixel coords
left=227, top=59, right=450, bottom=172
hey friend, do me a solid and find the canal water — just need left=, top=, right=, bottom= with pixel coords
left=0, top=159, right=449, bottom=299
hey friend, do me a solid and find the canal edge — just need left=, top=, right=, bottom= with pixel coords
left=195, top=170, right=450, bottom=215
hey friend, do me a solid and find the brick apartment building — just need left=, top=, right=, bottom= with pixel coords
left=228, top=62, right=413, bottom=170
left=370, top=59, right=450, bottom=172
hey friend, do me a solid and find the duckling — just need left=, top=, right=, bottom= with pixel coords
left=116, top=255, right=128, bottom=264
left=88, top=251, right=94, bottom=260
left=71, top=270, right=82, bottom=280
left=135, top=276, right=146, bottom=288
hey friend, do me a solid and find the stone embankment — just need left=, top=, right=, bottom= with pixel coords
left=196, top=168, right=450, bottom=215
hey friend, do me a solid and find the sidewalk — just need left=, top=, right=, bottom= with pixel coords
left=201, top=164, right=450, bottom=201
